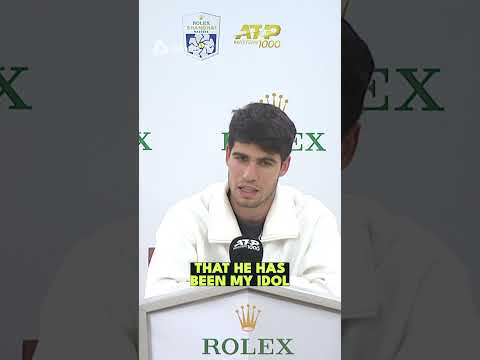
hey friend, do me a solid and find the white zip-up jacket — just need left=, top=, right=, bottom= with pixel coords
left=145, top=183, right=340, bottom=299
left=342, top=195, right=479, bottom=359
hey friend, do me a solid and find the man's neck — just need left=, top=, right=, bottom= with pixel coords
left=234, top=211, right=266, bottom=224
left=228, top=191, right=275, bottom=224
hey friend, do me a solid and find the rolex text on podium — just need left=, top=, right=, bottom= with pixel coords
left=190, top=262, right=290, bottom=286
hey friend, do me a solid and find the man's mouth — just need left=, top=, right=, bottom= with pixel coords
left=239, top=185, right=258, bottom=192
left=238, top=185, right=259, bottom=197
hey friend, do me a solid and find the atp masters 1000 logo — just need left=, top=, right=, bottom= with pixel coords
left=234, top=24, right=282, bottom=48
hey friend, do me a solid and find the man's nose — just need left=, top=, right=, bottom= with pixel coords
left=242, top=162, right=258, bottom=181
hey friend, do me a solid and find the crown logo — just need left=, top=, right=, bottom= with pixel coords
left=259, top=92, right=288, bottom=111
left=235, top=304, right=261, bottom=332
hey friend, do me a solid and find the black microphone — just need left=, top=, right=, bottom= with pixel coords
left=229, top=236, right=263, bottom=263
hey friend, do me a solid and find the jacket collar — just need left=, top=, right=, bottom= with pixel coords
left=207, top=183, right=299, bottom=243
left=342, top=195, right=380, bottom=320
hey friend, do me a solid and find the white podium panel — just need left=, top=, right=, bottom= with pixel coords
left=140, top=287, right=340, bottom=360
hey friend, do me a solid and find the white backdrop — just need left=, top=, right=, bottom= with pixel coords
left=139, top=0, right=341, bottom=300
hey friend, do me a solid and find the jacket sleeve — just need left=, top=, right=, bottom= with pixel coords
left=144, top=205, right=198, bottom=298
left=290, top=211, right=341, bottom=299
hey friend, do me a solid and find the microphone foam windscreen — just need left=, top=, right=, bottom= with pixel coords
left=229, top=236, right=263, bottom=263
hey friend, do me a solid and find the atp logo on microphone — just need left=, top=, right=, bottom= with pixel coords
left=230, top=236, right=263, bottom=263
left=233, top=238, right=261, bottom=251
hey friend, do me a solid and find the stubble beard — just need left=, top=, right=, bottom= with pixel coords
left=229, top=178, right=278, bottom=210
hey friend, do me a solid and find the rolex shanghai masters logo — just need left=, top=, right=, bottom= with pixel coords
left=183, top=13, right=220, bottom=60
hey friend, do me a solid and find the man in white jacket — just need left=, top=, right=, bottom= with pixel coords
left=341, top=18, right=479, bottom=359
left=145, top=102, right=340, bottom=299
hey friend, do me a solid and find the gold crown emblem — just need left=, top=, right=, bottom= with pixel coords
left=259, top=92, right=288, bottom=111
left=235, top=304, right=261, bottom=332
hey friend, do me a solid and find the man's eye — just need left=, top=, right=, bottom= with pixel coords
left=260, top=160, right=273, bottom=167
left=235, top=155, right=248, bottom=162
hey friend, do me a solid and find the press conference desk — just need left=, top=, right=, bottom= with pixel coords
left=140, top=286, right=341, bottom=360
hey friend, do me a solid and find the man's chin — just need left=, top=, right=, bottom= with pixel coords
left=238, top=202, right=260, bottom=209
left=234, top=197, right=261, bottom=209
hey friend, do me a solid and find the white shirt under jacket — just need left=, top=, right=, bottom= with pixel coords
left=145, top=183, right=340, bottom=299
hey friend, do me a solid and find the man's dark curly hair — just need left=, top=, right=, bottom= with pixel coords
left=228, top=102, right=297, bottom=162
left=342, top=19, right=375, bottom=137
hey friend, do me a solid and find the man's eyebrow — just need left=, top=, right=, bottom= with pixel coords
left=258, top=156, right=277, bottom=163
left=232, top=151, right=248, bottom=157
left=231, top=151, right=277, bottom=163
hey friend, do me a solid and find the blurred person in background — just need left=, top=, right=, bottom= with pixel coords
left=341, top=18, right=479, bottom=360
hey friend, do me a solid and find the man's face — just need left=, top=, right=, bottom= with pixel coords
left=226, top=142, right=290, bottom=210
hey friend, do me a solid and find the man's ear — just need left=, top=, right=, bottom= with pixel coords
left=342, top=123, right=361, bottom=170
left=279, top=156, right=291, bottom=177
